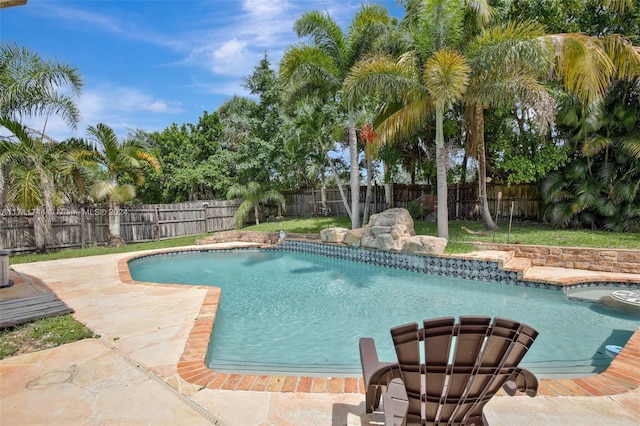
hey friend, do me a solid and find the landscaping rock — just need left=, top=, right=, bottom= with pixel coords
left=320, top=227, right=349, bottom=243
left=344, top=228, right=364, bottom=247
left=402, top=235, right=448, bottom=255
left=361, top=208, right=415, bottom=251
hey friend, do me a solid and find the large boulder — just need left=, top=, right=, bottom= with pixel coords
left=361, top=208, right=416, bottom=251
left=320, top=227, right=349, bottom=243
left=402, top=235, right=448, bottom=255
left=344, top=228, right=364, bottom=247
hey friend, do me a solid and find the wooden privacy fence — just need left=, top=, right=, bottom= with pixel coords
left=1, top=200, right=240, bottom=253
left=281, top=182, right=539, bottom=221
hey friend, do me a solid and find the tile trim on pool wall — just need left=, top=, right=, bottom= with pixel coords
left=117, top=246, right=640, bottom=397
left=277, top=240, right=640, bottom=291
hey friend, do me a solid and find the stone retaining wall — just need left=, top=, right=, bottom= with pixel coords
left=474, top=243, right=640, bottom=275
left=196, top=230, right=320, bottom=245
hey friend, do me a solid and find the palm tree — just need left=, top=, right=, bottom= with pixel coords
left=227, top=181, right=285, bottom=228
left=0, top=42, right=82, bottom=125
left=78, top=123, right=160, bottom=246
left=280, top=4, right=392, bottom=229
left=0, top=120, right=59, bottom=250
left=345, top=0, right=640, bottom=237
left=464, top=22, right=556, bottom=230
left=344, top=0, right=478, bottom=239
left=0, top=43, right=82, bottom=250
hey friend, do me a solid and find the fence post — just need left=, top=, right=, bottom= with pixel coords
left=203, top=203, right=209, bottom=233
left=154, top=206, right=160, bottom=241
left=80, top=207, right=86, bottom=248
left=0, top=249, right=12, bottom=288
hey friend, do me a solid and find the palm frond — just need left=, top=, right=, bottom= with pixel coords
left=110, top=184, right=136, bottom=204
left=582, top=135, right=612, bottom=157
left=423, top=49, right=470, bottom=108
left=90, top=180, right=116, bottom=201
left=226, top=182, right=248, bottom=200
left=343, top=54, right=422, bottom=107
left=464, top=0, right=494, bottom=27
left=294, top=10, right=346, bottom=71
left=418, top=0, right=466, bottom=52
left=7, top=165, right=42, bottom=210
left=374, top=98, right=433, bottom=148
left=545, top=33, right=615, bottom=105
left=234, top=200, right=253, bottom=228
left=346, top=3, right=392, bottom=64
left=603, top=0, right=635, bottom=12
left=280, top=45, right=340, bottom=83
left=620, top=136, right=640, bottom=159
left=0, top=42, right=82, bottom=128
left=600, top=34, right=640, bottom=80
left=261, top=190, right=286, bottom=212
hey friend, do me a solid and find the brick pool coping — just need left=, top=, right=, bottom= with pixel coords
left=117, top=245, right=640, bottom=397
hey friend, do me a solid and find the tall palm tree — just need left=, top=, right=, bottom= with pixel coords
left=0, top=43, right=82, bottom=250
left=346, top=0, right=640, bottom=237
left=227, top=181, right=285, bottom=228
left=280, top=4, right=392, bottom=229
left=77, top=123, right=160, bottom=246
left=0, top=119, right=59, bottom=249
left=464, top=22, right=555, bottom=230
left=344, top=0, right=478, bottom=238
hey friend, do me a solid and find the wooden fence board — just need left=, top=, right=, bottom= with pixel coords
left=281, top=182, right=539, bottom=221
left=1, top=200, right=240, bottom=253
left=2, top=183, right=538, bottom=252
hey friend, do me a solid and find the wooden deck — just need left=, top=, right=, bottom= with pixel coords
left=0, top=293, right=73, bottom=328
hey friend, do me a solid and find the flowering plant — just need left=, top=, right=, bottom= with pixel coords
left=359, top=123, right=376, bottom=145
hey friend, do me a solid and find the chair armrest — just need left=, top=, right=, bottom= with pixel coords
left=360, top=337, right=401, bottom=413
left=359, top=337, right=399, bottom=387
left=502, top=367, right=538, bottom=397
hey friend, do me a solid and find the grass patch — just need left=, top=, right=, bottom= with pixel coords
left=0, top=314, right=98, bottom=360
left=245, top=218, right=640, bottom=252
left=8, top=217, right=639, bottom=265
left=10, top=233, right=214, bottom=265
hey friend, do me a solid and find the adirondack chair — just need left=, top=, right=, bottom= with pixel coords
left=360, top=316, right=538, bottom=426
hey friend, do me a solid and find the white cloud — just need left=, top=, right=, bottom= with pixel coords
left=16, top=85, right=184, bottom=141
left=242, top=0, right=290, bottom=18
left=209, top=39, right=253, bottom=75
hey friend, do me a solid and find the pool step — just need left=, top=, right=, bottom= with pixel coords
left=502, top=255, right=533, bottom=280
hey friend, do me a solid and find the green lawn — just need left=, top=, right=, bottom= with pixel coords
left=245, top=217, right=640, bottom=252
left=9, top=217, right=638, bottom=265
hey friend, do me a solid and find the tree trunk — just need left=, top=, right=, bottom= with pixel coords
left=36, top=166, right=56, bottom=252
left=383, top=161, right=393, bottom=209
left=0, top=165, right=7, bottom=208
left=348, top=110, right=360, bottom=229
left=106, top=199, right=126, bottom=247
left=254, top=203, right=260, bottom=225
left=320, top=178, right=327, bottom=209
left=362, top=155, right=373, bottom=226
left=475, top=103, right=499, bottom=231
left=435, top=107, right=449, bottom=239
left=326, top=152, right=351, bottom=217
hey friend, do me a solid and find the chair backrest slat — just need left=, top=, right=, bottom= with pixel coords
left=390, top=316, right=538, bottom=425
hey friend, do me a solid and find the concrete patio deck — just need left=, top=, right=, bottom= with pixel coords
left=1, top=243, right=639, bottom=425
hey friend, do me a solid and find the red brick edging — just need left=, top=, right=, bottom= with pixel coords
left=117, top=248, right=640, bottom=397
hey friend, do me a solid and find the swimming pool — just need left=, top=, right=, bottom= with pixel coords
left=128, top=247, right=639, bottom=378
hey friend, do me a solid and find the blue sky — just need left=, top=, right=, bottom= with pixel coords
left=1, top=0, right=404, bottom=141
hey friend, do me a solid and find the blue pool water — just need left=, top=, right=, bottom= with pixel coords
left=128, top=249, right=639, bottom=378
